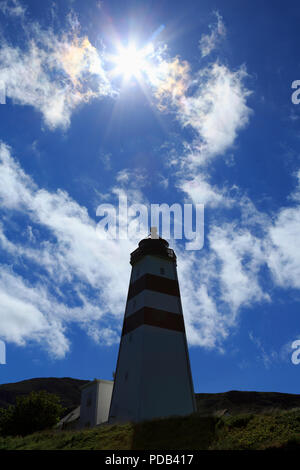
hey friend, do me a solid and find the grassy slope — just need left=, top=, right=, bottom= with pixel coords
left=0, top=409, right=300, bottom=450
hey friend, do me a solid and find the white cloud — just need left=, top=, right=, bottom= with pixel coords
left=0, top=142, right=249, bottom=355
left=1, top=7, right=300, bottom=359
left=175, top=217, right=270, bottom=350
left=248, top=332, right=296, bottom=368
left=115, top=168, right=148, bottom=188
left=0, top=12, right=112, bottom=129
left=266, top=203, right=300, bottom=289
left=199, top=11, right=226, bottom=58
left=174, top=61, right=252, bottom=208
left=0, top=266, right=70, bottom=358
left=2, top=142, right=300, bottom=356
left=159, top=175, right=169, bottom=189
left=178, top=173, right=233, bottom=208
left=289, top=169, right=300, bottom=202
left=209, top=224, right=270, bottom=312
left=179, top=63, right=252, bottom=165
left=177, top=251, right=229, bottom=350
left=266, top=171, right=300, bottom=288
left=0, top=0, right=26, bottom=17
left=0, top=5, right=248, bottom=142
left=177, top=171, right=300, bottom=350
left=0, top=143, right=138, bottom=356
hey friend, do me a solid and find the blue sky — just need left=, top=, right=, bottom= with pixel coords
left=0, top=0, right=300, bottom=394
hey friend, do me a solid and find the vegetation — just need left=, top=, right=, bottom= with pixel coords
left=0, top=379, right=299, bottom=449
left=0, top=408, right=299, bottom=450
left=0, top=377, right=89, bottom=414
left=0, top=391, right=65, bottom=437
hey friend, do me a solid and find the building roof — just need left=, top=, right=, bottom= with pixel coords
left=80, top=379, right=114, bottom=391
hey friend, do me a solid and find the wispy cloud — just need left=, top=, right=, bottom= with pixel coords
left=0, top=143, right=137, bottom=356
left=173, top=61, right=252, bottom=209
left=175, top=215, right=269, bottom=350
left=266, top=201, right=300, bottom=289
left=0, top=9, right=113, bottom=129
left=2, top=140, right=300, bottom=355
left=178, top=173, right=234, bottom=208
left=2, top=7, right=300, bottom=359
left=151, top=54, right=190, bottom=111
left=249, top=332, right=296, bottom=369
left=0, top=0, right=26, bottom=18
left=179, top=63, right=252, bottom=166
left=199, top=11, right=226, bottom=58
left=115, top=168, right=148, bottom=188
left=177, top=170, right=300, bottom=350
left=0, top=4, right=241, bottom=140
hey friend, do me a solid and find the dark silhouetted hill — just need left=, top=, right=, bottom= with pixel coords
left=196, top=390, right=300, bottom=416
left=0, top=377, right=299, bottom=417
left=0, top=377, right=90, bottom=416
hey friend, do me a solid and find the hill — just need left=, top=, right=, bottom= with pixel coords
left=0, top=377, right=300, bottom=450
left=0, top=377, right=90, bottom=416
left=1, top=377, right=300, bottom=417
left=195, top=390, right=300, bottom=416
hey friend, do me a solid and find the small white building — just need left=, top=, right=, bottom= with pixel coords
left=57, top=379, right=114, bottom=431
left=79, top=379, right=114, bottom=429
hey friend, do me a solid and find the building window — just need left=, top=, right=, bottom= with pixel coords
left=160, top=267, right=165, bottom=275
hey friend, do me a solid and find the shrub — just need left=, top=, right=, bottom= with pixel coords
left=0, top=391, right=65, bottom=436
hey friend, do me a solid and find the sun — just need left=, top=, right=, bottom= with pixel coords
left=110, top=42, right=154, bottom=82
left=114, top=45, right=143, bottom=79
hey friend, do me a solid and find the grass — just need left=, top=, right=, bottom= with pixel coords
left=0, top=409, right=300, bottom=450
left=211, top=408, right=300, bottom=450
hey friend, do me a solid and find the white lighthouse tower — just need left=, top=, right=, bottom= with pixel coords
left=108, top=229, right=196, bottom=423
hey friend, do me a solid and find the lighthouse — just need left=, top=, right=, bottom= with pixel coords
left=108, top=228, right=196, bottom=423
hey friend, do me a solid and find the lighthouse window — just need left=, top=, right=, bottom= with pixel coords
left=160, top=267, right=165, bottom=275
